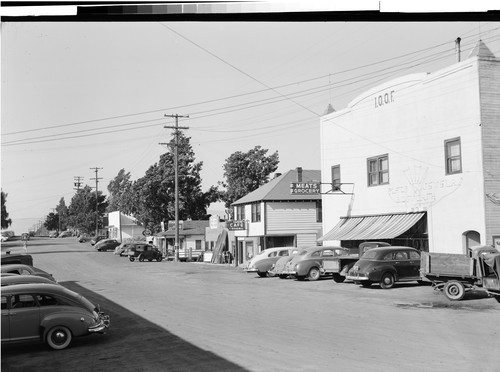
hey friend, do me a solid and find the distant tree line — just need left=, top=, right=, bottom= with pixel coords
left=37, top=133, right=279, bottom=236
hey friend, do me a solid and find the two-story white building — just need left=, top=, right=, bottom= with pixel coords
left=231, top=167, right=322, bottom=264
left=319, top=40, right=500, bottom=254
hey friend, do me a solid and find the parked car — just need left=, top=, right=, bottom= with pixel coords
left=48, top=231, right=59, bottom=238
left=90, top=236, right=107, bottom=246
left=114, top=242, right=136, bottom=256
left=246, top=247, right=298, bottom=277
left=94, top=239, right=121, bottom=252
left=1, top=264, right=56, bottom=282
left=78, top=234, right=90, bottom=243
left=346, top=246, right=422, bottom=289
left=281, top=246, right=350, bottom=281
left=127, top=244, right=163, bottom=262
left=58, top=231, right=73, bottom=238
left=269, top=249, right=305, bottom=278
left=1, top=274, right=58, bottom=286
left=1, top=254, right=33, bottom=266
left=1, top=283, right=110, bottom=350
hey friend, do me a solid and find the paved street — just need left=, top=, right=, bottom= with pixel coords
left=2, top=237, right=500, bottom=372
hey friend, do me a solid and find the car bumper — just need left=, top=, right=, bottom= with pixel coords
left=88, top=314, right=110, bottom=333
left=346, top=273, right=369, bottom=281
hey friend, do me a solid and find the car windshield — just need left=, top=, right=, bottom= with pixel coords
left=361, top=250, right=378, bottom=259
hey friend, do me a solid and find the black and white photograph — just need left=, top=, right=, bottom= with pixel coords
left=1, top=2, right=500, bottom=371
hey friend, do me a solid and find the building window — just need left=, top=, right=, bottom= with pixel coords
left=316, top=200, right=322, bottom=223
left=445, top=137, right=462, bottom=174
left=251, top=203, right=261, bottom=222
left=331, top=165, right=341, bottom=191
left=367, top=155, right=389, bottom=186
left=195, top=240, right=202, bottom=250
left=236, top=205, right=245, bottom=221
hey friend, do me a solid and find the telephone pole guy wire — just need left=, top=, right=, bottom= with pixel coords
left=162, top=114, right=189, bottom=262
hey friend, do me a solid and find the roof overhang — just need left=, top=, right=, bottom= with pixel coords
left=319, top=212, right=425, bottom=242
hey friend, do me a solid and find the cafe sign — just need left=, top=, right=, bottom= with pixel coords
left=290, top=182, right=320, bottom=194
left=227, top=220, right=246, bottom=231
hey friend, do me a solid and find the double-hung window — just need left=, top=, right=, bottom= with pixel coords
left=367, top=155, right=389, bottom=186
left=331, top=165, right=341, bottom=191
left=445, top=137, right=462, bottom=174
left=235, top=205, right=245, bottom=221
left=251, top=203, right=261, bottom=222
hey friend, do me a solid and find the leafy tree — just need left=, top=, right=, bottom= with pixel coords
left=67, top=185, right=108, bottom=234
left=44, top=212, right=59, bottom=231
left=125, top=132, right=219, bottom=232
left=56, top=197, right=68, bottom=231
left=107, top=169, right=132, bottom=213
left=1, top=190, right=12, bottom=229
left=219, top=146, right=279, bottom=208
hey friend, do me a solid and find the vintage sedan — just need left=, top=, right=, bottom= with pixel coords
left=94, top=239, right=121, bottom=252
left=128, top=244, right=163, bottom=262
left=282, top=246, right=350, bottom=281
left=268, top=249, right=305, bottom=278
left=1, top=283, right=110, bottom=350
left=246, top=247, right=298, bottom=277
left=1, top=274, right=58, bottom=287
left=1, top=264, right=56, bottom=282
left=346, top=246, right=421, bottom=289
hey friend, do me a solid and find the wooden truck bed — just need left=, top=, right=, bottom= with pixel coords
left=420, top=252, right=475, bottom=279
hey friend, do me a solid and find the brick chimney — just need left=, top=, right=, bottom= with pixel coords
left=296, top=167, right=303, bottom=182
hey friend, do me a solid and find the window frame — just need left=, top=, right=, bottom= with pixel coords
left=444, top=137, right=462, bottom=175
left=367, top=154, right=389, bottom=187
left=251, top=203, right=261, bottom=222
left=331, top=165, right=341, bottom=191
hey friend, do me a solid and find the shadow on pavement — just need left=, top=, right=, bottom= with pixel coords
left=1, top=281, right=249, bottom=372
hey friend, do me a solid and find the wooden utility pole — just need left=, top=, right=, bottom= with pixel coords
left=90, top=167, right=103, bottom=238
left=163, top=114, right=189, bottom=262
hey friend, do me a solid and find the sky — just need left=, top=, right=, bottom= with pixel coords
left=2, top=7, right=500, bottom=234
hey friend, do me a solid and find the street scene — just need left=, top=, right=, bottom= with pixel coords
left=2, top=3, right=500, bottom=372
left=1, top=237, right=500, bottom=372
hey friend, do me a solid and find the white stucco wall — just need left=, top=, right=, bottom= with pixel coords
left=320, top=58, right=488, bottom=254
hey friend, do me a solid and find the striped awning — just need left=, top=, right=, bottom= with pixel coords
left=319, top=212, right=425, bottom=241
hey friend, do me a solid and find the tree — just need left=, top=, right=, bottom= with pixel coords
left=107, top=169, right=132, bottom=213
left=44, top=212, right=59, bottom=231
left=1, top=190, right=12, bottom=229
left=124, top=132, right=219, bottom=232
left=56, top=197, right=68, bottom=231
left=219, top=146, right=279, bottom=208
left=67, top=185, right=108, bottom=234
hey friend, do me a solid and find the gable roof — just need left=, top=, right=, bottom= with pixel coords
left=468, top=40, right=496, bottom=59
left=232, top=168, right=321, bottom=205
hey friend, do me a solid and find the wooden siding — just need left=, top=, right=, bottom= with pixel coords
left=479, top=57, right=500, bottom=245
left=296, top=233, right=321, bottom=248
left=266, top=202, right=322, bottom=233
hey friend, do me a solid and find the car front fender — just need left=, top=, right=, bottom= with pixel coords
left=41, top=311, right=95, bottom=338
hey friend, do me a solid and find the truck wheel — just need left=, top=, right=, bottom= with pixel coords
left=257, top=272, right=267, bottom=278
left=46, top=326, right=72, bottom=350
left=380, top=272, right=395, bottom=289
left=138, top=254, right=144, bottom=262
left=332, top=274, right=345, bottom=283
left=308, top=267, right=320, bottom=281
left=156, top=256, right=163, bottom=262
left=444, top=281, right=465, bottom=301
left=129, top=257, right=135, bottom=262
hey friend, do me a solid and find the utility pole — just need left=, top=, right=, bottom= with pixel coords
left=74, top=176, right=84, bottom=191
left=163, top=114, right=189, bottom=262
left=90, top=167, right=103, bottom=238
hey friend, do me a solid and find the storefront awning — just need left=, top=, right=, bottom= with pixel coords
left=319, top=212, right=425, bottom=241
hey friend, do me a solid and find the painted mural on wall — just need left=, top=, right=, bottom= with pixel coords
left=388, top=165, right=463, bottom=210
